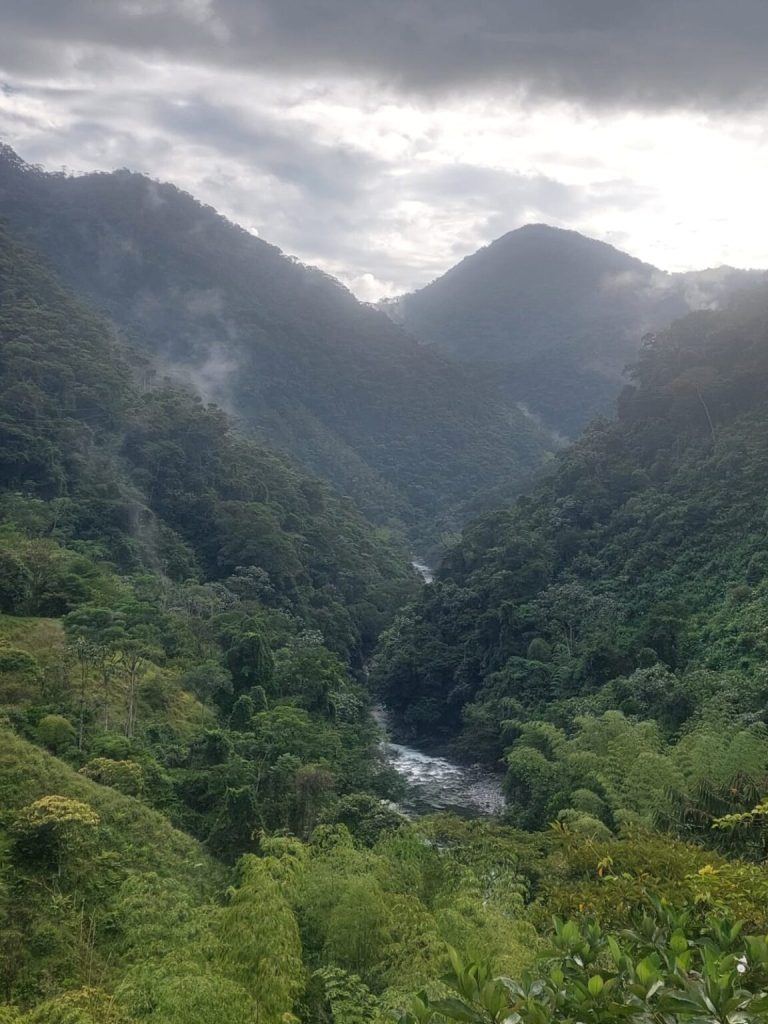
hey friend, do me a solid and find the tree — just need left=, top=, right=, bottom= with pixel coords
left=183, top=662, right=232, bottom=722
left=116, top=641, right=152, bottom=739
left=79, top=758, right=144, bottom=796
left=13, top=796, right=100, bottom=877
left=35, top=714, right=76, bottom=754
left=0, top=550, right=30, bottom=613
left=217, top=855, right=304, bottom=1023
left=324, top=878, right=390, bottom=983
left=225, top=631, right=274, bottom=695
left=294, top=763, right=335, bottom=837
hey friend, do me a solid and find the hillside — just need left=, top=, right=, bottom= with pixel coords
left=389, top=224, right=764, bottom=436
left=6, top=214, right=748, bottom=1024
left=0, top=146, right=549, bottom=543
left=374, top=283, right=768, bottom=832
left=5, top=170, right=768, bottom=1024
left=0, top=221, right=418, bottom=665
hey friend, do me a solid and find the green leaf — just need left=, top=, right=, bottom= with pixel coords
left=587, top=974, right=604, bottom=997
left=429, top=997, right=484, bottom=1023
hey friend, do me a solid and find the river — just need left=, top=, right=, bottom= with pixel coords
left=374, top=707, right=505, bottom=818
left=411, top=559, right=435, bottom=584
left=373, top=560, right=504, bottom=817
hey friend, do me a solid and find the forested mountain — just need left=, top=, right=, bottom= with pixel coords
left=374, top=283, right=768, bottom=831
left=9, top=203, right=760, bottom=1024
left=8, top=154, right=768, bottom=1024
left=0, top=146, right=549, bottom=542
left=388, top=224, right=764, bottom=436
left=0, top=222, right=417, bottom=663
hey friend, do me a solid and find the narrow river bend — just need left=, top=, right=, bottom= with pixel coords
left=374, top=706, right=505, bottom=818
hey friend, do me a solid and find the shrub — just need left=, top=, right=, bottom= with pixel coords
left=79, top=758, right=144, bottom=796
left=35, top=715, right=76, bottom=754
left=13, top=795, right=100, bottom=876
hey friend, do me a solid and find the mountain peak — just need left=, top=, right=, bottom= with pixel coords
left=394, top=227, right=760, bottom=436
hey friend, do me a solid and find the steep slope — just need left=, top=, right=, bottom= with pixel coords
left=0, top=221, right=415, bottom=663
left=0, top=145, right=549, bottom=541
left=374, top=283, right=768, bottom=761
left=0, top=727, right=231, bottom=1008
left=390, top=225, right=764, bottom=436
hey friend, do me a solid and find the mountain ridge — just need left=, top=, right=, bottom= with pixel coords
left=385, top=223, right=765, bottom=436
left=0, top=145, right=550, bottom=545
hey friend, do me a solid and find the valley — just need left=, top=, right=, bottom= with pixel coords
left=3, top=141, right=768, bottom=1024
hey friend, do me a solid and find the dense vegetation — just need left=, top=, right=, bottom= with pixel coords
left=5, top=153, right=768, bottom=1024
left=0, top=145, right=548, bottom=544
left=389, top=224, right=763, bottom=437
left=375, top=284, right=768, bottom=841
left=0, top=221, right=416, bottom=661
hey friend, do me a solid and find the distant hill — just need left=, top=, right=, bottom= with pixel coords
left=0, top=146, right=549, bottom=543
left=387, top=225, right=764, bottom=436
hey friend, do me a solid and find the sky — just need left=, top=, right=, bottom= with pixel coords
left=2, top=1, right=768, bottom=300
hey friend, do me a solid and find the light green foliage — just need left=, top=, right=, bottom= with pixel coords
left=119, top=966, right=254, bottom=1024
left=12, top=795, right=99, bottom=876
left=218, top=855, right=304, bottom=1023
left=325, top=877, right=391, bottom=981
left=396, top=902, right=768, bottom=1024
left=25, top=987, right=126, bottom=1024
left=79, top=759, right=144, bottom=796
left=502, top=711, right=738, bottom=831
left=35, top=716, right=76, bottom=754
left=312, top=967, right=378, bottom=1024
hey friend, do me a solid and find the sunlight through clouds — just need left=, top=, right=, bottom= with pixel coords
left=2, top=2, right=768, bottom=297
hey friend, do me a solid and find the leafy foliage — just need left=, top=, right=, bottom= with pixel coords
left=374, top=284, right=768, bottom=835
left=394, top=900, right=768, bottom=1024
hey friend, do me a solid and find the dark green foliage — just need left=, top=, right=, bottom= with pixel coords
left=4, top=146, right=768, bottom=1024
left=225, top=631, right=274, bottom=695
left=321, top=793, right=405, bottom=847
left=392, top=223, right=763, bottom=437
left=0, top=220, right=416, bottom=665
left=374, top=284, right=768, bottom=828
left=0, top=145, right=549, bottom=544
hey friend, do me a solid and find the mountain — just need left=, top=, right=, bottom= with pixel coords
left=0, top=146, right=549, bottom=543
left=4, top=156, right=768, bottom=1024
left=373, top=281, right=768, bottom=825
left=387, top=224, right=765, bottom=437
left=0, top=221, right=416, bottom=664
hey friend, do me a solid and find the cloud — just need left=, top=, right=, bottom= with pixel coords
left=2, top=2, right=768, bottom=299
left=150, top=96, right=383, bottom=202
left=3, top=1, right=768, bottom=111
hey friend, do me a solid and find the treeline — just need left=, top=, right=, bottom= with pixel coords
left=0, top=222, right=415, bottom=663
left=0, top=214, right=427, bottom=1018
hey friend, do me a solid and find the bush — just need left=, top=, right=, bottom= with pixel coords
left=35, top=715, right=76, bottom=754
left=79, top=758, right=144, bottom=796
left=13, top=795, right=100, bottom=876
left=0, top=648, right=38, bottom=675
left=26, top=987, right=126, bottom=1024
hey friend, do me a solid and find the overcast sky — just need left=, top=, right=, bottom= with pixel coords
left=2, top=1, right=768, bottom=299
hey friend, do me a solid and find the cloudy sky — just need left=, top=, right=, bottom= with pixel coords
left=2, top=1, right=768, bottom=299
